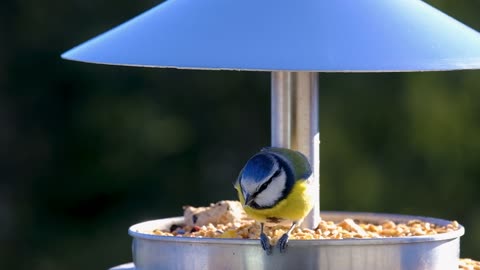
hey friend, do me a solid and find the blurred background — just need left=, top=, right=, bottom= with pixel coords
left=2, top=0, right=480, bottom=269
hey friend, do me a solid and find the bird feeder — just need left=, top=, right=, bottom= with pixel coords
left=62, top=0, right=480, bottom=269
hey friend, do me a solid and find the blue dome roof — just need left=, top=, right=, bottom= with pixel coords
left=62, top=0, right=480, bottom=72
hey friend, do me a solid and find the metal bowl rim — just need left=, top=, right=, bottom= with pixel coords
left=128, top=211, right=464, bottom=246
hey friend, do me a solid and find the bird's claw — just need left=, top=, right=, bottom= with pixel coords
left=260, top=232, right=272, bottom=255
left=277, top=233, right=289, bottom=253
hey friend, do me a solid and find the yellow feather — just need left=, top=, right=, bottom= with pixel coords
left=235, top=180, right=312, bottom=223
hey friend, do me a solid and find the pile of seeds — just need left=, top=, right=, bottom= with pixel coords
left=152, top=200, right=459, bottom=242
left=153, top=217, right=459, bottom=242
left=459, top=258, right=480, bottom=270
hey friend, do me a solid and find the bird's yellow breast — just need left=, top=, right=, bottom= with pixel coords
left=236, top=180, right=312, bottom=223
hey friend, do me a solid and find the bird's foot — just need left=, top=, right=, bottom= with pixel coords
left=260, top=232, right=272, bottom=255
left=277, top=233, right=290, bottom=253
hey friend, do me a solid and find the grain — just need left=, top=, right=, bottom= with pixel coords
left=152, top=200, right=460, bottom=241
left=459, top=258, right=480, bottom=270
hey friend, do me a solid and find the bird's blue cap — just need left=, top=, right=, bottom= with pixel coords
left=240, top=154, right=277, bottom=184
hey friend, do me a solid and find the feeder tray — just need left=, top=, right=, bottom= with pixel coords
left=127, top=212, right=464, bottom=270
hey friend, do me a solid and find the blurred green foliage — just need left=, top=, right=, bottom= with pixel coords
left=1, top=0, right=480, bottom=269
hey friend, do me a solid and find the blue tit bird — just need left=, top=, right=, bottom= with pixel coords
left=234, top=147, right=313, bottom=254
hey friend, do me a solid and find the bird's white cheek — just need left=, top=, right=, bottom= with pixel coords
left=254, top=171, right=287, bottom=208
left=254, top=190, right=278, bottom=208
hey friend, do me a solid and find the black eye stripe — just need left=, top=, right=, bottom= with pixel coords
left=259, top=178, right=272, bottom=192
left=271, top=168, right=282, bottom=178
left=252, top=168, right=282, bottom=197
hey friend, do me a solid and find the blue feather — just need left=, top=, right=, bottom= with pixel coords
left=241, top=153, right=276, bottom=184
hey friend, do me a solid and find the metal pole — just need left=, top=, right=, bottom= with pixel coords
left=271, top=72, right=292, bottom=148
left=271, top=71, right=320, bottom=229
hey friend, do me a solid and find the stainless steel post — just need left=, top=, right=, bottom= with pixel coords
left=271, top=72, right=292, bottom=148
left=271, top=71, right=320, bottom=229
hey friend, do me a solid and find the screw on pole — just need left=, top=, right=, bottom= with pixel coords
left=271, top=71, right=320, bottom=229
